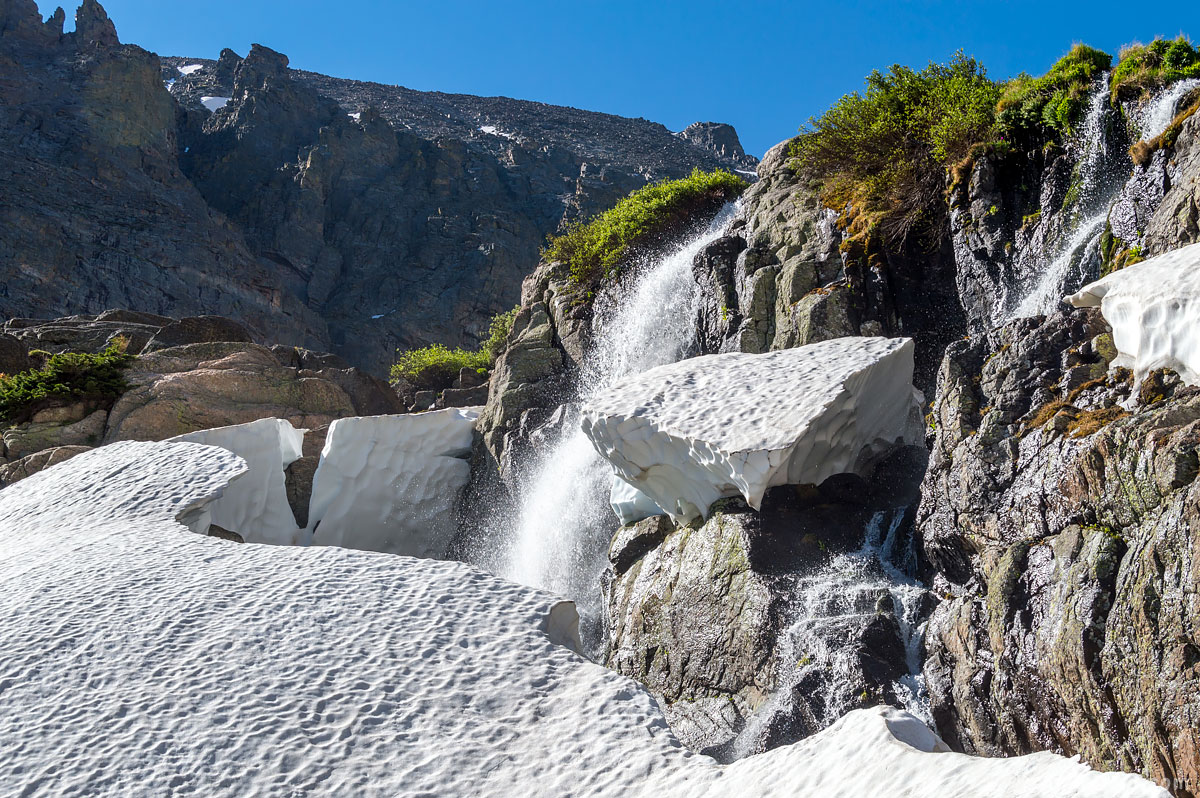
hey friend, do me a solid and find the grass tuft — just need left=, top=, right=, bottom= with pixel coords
left=544, top=168, right=748, bottom=289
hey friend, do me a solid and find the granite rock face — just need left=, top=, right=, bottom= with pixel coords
left=0, top=0, right=756, bottom=376
left=604, top=453, right=930, bottom=762
left=917, top=306, right=1200, bottom=797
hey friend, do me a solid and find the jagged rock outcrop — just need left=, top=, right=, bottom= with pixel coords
left=605, top=452, right=929, bottom=762
left=711, top=138, right=965, bottom=388
left=1144, top=112, right=1200, bottom=253
left=2, top=0, right=753, bottom=376
left=0, top=1, right=330, bottom=352
left=917, top=306, right=1200, bottom=796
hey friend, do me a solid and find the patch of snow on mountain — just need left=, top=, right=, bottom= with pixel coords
left=479, top=124, right=516, bottom=140
left=0, top=441, right=1170, bottom=797
left=1068, top=240, right=1200, bottom=387
left=200, top=96, right=229, bottom=112
left=582, top=337, right=924, bottom=525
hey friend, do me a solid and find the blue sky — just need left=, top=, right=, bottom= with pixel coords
left=42, top=0, right=1200, bottom=157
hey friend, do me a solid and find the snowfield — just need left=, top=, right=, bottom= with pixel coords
left=581, top=337, right=925, bottom=525
left=0, top=441, right=1168, bottom=797
left=1068, top=240, right=1200, bottom=388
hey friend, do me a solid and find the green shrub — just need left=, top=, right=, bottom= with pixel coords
left=390, top=344, right=488, bottom=390
left=995, top=44, right=1112, bottom=144
left=544, top=168, right=748, bottom=287
left=789, top=51, right=999, bottom=243
left=1111, top=37, right=1200, bottom=102
left=482, top=306, right=518, bottom=362
left=391, top=306, right=518, bottom=390
left=0, top=342, right=134, bottom=424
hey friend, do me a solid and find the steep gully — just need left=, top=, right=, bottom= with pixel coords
left=458, top=72, right=1200, bottom=772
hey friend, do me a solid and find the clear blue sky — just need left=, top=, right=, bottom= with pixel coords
left=41, top=0, right=1200, bottom=157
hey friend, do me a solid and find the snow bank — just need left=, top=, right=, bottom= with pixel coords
left=581, top=337, right=924, bottom=525
left=1067, top=241, right=1200, bottom=387
left=178, top=63, right=204, bottom=75
left=0, top=442, right=1167, bottom=796
left=172, top=418, right=304, bottom=544
left=306, top=408, right=479, bottom=557
left=200, top=96, right=229, bottom=112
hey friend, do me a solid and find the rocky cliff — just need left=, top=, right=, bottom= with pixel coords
left=0, top=0, right=754, bottom=375
left=466, top=57, right=1200, bottom=797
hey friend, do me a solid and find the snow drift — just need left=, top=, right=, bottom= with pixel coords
left=306, top=408, right=479, bottom=557
left=0, top=442, right=1168, bottom=796
left=1068, top=240, right=1200, bottom=387
left=580, top=337, right=924, bottom=525
left=172, top=417, right=305, bottom=544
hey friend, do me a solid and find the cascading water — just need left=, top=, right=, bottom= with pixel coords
left=730, top=509, right=931, bottom=759
left=1138, top=77, right=1200, bottom=141
left=1012, top=74, right=1117, bottom=319
left=497, top=202, right=741, bottom=645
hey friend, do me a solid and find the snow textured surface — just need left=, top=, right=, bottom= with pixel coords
left=1068, top=240, right=1200, bottom=387
left=306, top=408, right=479, bottom=557
left=0, top=442, right=1168, bottom=797
left=172, top=418, right=305, bottom=544
left=200, top=95, right=230, bottom=111
left=581, top=337, right=924, bottom=525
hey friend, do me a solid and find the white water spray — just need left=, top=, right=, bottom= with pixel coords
left=1012, top=75, right=1115, bottom=319
left=1138, top=78, right=1200, bottom=141
left=499, top=203, right=741, bottom=618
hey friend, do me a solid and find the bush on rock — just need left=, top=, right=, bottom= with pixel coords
left=0, top=342, right=134, bottom=424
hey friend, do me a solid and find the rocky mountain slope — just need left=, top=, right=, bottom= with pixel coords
left=0, top=0, right=754, bottom=374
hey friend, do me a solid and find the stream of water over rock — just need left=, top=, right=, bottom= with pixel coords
left=493, top=202, right=741, bottom=647
left=1012, top=74, right=1118, bottom=319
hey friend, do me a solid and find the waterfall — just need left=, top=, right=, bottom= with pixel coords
left=730, top=508, right=931, bottom=759
left=496, top=202, right=741, bottom=644
left=1012, top=74, right=1116, bottom=319
left=1138, top=78, right=1200, bottom=141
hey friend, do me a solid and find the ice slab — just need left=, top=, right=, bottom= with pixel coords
left=582, top=337, right=924, bottom=525
left=1068, top=241, right=1200, bottom=388
left=0, top=441, right=1167, bottom=797
left=172, top=417, right=305, bottom=544
left=305, top=408, right=479, bottom=557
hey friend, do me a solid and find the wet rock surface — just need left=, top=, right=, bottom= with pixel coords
left=604, top=451, right=930, bottom=762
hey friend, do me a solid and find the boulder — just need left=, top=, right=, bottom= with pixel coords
left=105, top=343, right=356, bottom=442
left=142, top=316, right=255, bottom=352
left=581, top=337, right=924, bottom=525
left=0, top=334, right=30, bottom=375
left=0, top=445, right=92, bottom=488
left=2, top=408, right=107, bottom=460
